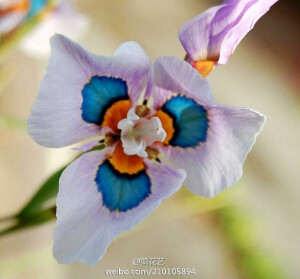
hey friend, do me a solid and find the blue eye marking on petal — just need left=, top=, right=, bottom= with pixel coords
left=161, top=95, right=208, bottom=147
left=81, top=76, right=129, bottom=125
left=27, top=0, right=47, bottom=18
left=96, top=160, right=151, bottom=212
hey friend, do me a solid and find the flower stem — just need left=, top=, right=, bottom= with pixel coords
left=0, top=206, right=56, bottom=237
left=0, top=215, right=15, bottom=222
left=0, top=115, right=26, bottom=130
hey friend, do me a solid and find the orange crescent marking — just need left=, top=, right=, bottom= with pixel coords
left=102, top=100, right=131, bottom=133
left=103, top=99, right=145, bottom=174
left=109, top=142, right=145, bottom=175
left=153, top=110, right=175, bottom=145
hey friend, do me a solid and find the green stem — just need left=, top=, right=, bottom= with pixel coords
left=0, top=115, right=26, bottom=130
left=0, top=215, right=15, bottom=222
left=214, top=206, right=290, bottom=279
left=0, top=206, right=56, bottom=237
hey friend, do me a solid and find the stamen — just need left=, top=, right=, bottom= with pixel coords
left=146, top=146, right=159, bottom=160
left=118, top=108, right=166, bottom=158
left=135, top=104, right=150, bottom=118
left=104, top=134, right=119, bottom=146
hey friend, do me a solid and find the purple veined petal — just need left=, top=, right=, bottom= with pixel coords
left=143, top=66, right=154, bottom=102
left=28, top=34, right=151, bottom=148
left=219, top=0, right=278, bottom=65
left=178, top=5, right=221, bottom=62
left=178, top=0, right=278, bottom=65
left=151, top=56, right=216, bottom=110
left=151, top=56, right=265, bottom=197
left=28, top=34, right=104, bottom=148
left=159, top=106, right=265, bottom=198
left=113, top=41, right=151, bottom=102
left=53, top=149, right=186, bottom=265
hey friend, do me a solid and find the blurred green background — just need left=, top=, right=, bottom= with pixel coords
left=0, top=0, right=299, bottom=278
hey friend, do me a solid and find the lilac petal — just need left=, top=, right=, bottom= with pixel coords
left=151, top=56, right=216, bottom=110
left=179, top=0, right=278, bottom=64
left=72, top=140, right=102, bottom=152
left=53, top=149, right=185, bottom=265
left=152, top=57, right=265, bottom=197
left=144, top=67, right=154, bottom=101
left=28, top=34, right=102, bottom=148
left=28, top=34, right=151, bottom=148
left=159, top=106, right=265, bottom=197
left=113, top=41, right=151, bottom=102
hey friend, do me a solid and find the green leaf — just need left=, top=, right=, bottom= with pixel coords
left=10, top=143, right=105, bottom=221
left=0, top=207, right=56, bottom=237
left=17, top=166, right=66, bottom=219
left=0, top=215, right=14, bottom=222
left=0, top=143, right=106, bottom=233
left=215, top=206, right=290, bottom=279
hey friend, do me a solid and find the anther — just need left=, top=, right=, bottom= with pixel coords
left=135, top=105, right=150, bottom=118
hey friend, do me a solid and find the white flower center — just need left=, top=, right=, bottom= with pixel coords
left=118, top=108, right=166, bottom=157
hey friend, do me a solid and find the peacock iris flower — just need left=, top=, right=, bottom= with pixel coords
left=178, top=0, right=278, bottom=77
left=28, top=34, right=265, bottom=265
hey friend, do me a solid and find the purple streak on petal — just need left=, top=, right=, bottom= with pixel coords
left=207, top=0, right=258, bottom=61
left=179, top=0, right=278, bottom=64
left=218, top=0, right=278, bottom=64
left=53, top=149, right=185, bottom=265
